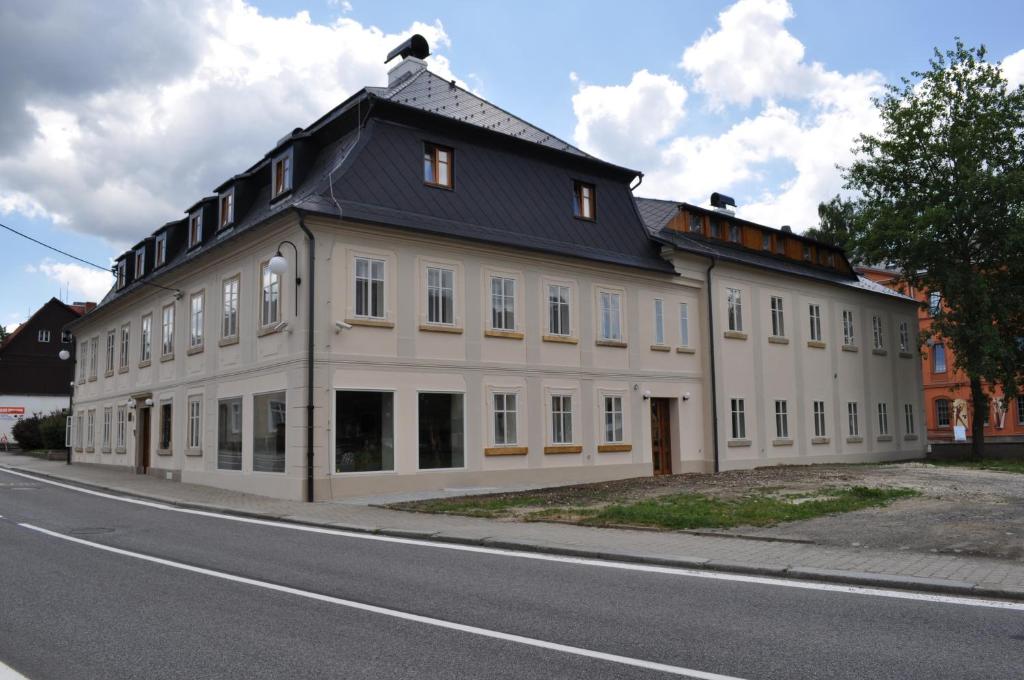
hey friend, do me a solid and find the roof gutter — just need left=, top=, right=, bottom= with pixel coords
left=295, top=208, right=316, bottom=502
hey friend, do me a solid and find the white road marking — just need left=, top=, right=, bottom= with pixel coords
left=3, top=467, right=1023, bottom=611
left=19, top=522, right=745, bottom=680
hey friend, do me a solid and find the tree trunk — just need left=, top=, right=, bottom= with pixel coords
left=970, top=376, right=986, bottom=461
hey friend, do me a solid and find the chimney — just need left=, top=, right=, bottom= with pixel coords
left=385, top=34, right=430, bottom=88
left=70, top=301, right=97, bottom=315
left=710, top=192, right=736, bottom=216
left=781, top=225, right=793, bottom=233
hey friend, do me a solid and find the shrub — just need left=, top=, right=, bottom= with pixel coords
left=11, top=410, right=67, bottom=450
left=39, top=412, right=68, bottom=449
left=11, top=416, right=43, bottom=450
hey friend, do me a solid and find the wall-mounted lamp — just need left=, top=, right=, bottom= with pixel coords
left=145, top=398, right=154, bottom=407
left=269, top=240, right=301, bottom=313
left=58, top=349, right=71, bottom=361
left=682, top=392, right=691, bottom=401
left=642, top=390, right=652, bottom=401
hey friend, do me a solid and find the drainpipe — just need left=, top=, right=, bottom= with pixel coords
left=704, top=256, right=721, bottom=473
left=295, top=209, right=316, bottom=502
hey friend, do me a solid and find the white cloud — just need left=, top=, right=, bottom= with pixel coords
left=0, top=0, right=454, bottom=246
left=1003, top=48, right=1024, bottom=90
left=27, top=260, right=114, bottom=302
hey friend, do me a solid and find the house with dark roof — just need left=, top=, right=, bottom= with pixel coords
left=66, top=36, right=923, bottom=500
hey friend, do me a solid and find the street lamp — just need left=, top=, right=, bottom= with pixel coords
left=58, top=349, right=72, bottom=465
left=270, top=240, right=301, bottom=312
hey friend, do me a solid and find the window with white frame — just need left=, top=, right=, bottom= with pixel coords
left=86, top=410, right=95, bottom=449
left=842, top=309, right=855, bottom=346
left=599, top=290, right=622, bottom=341
left=730, top=398, right=746, bottom=439
left=547, top=284, right=571, bottom=336
left=89, top=337, right=98, bottom=379
left=872, top=315, right=884, bottom=349
left=135, top=248, right=146, bottom=277
left=190, top=292, right=204, bottom=348
left=936, top=398, right=951, bottom=427
left=78, top=341, right=87, bottom=381
left=493, top=393, right=518, bottom=446
left=1018, top=396, right=1024, bottom=426
left=929, top=291, right=942, bottom=316
left=808, top=304, right=822, bottom=341
left=679, top=302, right=690, bottom=346
left=218, top=397, right=243, bottom=471
left=899, top=320, right=910, bottom=352
left=426, top=266, right=455, bottom=325
left=551, top=395, right=573, bottom=444
left=272, top=151, right=292, bottom=197
left=105, top=330, right=115, bottom=373
left=933, top=343, right=947, bottom=373
left=160, top=401, right=173, bottom=450
left=161, top=304, right=174, bottom=356
left=770, top=296, right=785, bottom=337
left=116, top=406, right=126, bottom=450
left=141, top=314, right=152, bottom=362
left=222, top=276, right=239, bottom=339
left=155, top=233, right=167, bottom=267
left=116, top=260, right=126, bottom=289
left=102, top=408, right=112, bottom=450
left=219, top=191, right=234, bottom=229
left=355, top=257, right=386, bottom=320
left=188, top=396, right=202, bottom=449
left=75, top=412, right=83, bottom=449
left=727, top=288, right=743, bottom=332
left=904, top=404, right=915, bottom=435
left=260, top=262, right=280, bottom=327
left=38, top=330, right=50, bottom=343
left=848, top=402, right=859, bottom=437
left=119, top=324, right=130, bottom=369
left=877, top=402, right=889, bottom=436
left=61, top=330, right=72, bottom=343
left=188, top=212, right=202, bottom=249
left=653, top=298, right=665, bottom=345
left=774, top=400, right=789, bottom=438
left=813, top=401, right=826, bottom=437
left=603, top=395, right=624, bottom=444
left=490, top=276, right=516, bottom=331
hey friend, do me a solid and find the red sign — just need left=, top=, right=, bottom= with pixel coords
left=0, top=407, right=25, bottom=415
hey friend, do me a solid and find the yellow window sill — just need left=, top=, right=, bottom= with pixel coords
left=597, top=443, right=632, bottom=453
left=484, top=329, right=524, bottom=340
left=419, top=324, right=464, bottom=334
left=484, top=446, right=528, bottom=456
left=723, top=331, right=747, bottom=340
left=346, top=318, right=396, bottom=329
left=542, top=334, right=578, bottom=345
left=544, top=445, right=583, bottom=454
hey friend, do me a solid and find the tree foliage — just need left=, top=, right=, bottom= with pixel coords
left=803, top=195, right=864, bottom=263
left=843, top=40, right=1024, bottom=457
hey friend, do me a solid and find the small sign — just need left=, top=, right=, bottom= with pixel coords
left=953, top=425, right=967, bottom=442
left=0, top=406, right=25, bottom=415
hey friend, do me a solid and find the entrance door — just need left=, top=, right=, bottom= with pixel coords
left=137, top=407, right=151, bottom=473
left=650, top=398, right=672, bottom=475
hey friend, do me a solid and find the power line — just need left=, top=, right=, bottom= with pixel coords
left=0, top=221, right=112, bottom=272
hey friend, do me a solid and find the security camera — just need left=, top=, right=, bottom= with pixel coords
left=335, top=320, right=353, bottom=333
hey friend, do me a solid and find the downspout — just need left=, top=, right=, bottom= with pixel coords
left=295, top=209, right=316, bottom=502
left=704, top=256, right=721, bottom=473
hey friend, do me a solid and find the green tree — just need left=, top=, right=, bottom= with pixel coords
left=803, top=195, right=864, bottom=263
left=844, top=40, right=1024, bottom=458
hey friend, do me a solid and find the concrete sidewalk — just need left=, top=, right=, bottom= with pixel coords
left=3, top=454, right=1023, bottom=601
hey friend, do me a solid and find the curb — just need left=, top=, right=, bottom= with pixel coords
left=4, top=462, right=1023, bottom=603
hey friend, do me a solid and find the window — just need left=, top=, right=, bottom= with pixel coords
left=899, top=320, right=910, bottom=352
left=728, top=223, right=741, bottom=243
left=904, top=404, right=916, bottom=435
left=423, top=143, right=453, bottom=188
left=89, top=337, right=98, bottom=379
left=260, top=262, right=281, bottom=327
left=102, top=408, right=112, bottom=450
left=774, top=400, right=789, bottom=439
left=730, top=398, right=746, bottom=439
left=599, top=291, right=622, bottom=341
left=140, top=314, right=152, bottom=363
left=710, top=218, right=721, bottom=239
left=774, top=237, right=785, bottom=255
left=189, top=292, right=204, bottom=349
left=813, top=401, right=826, bottom=437
left=933, top=343, right=947, bottom=373
left=936, top=398, right=951, bottom=427
left=159, top=402, right=172, bottom=450
left=105, top=330, right=115, bottom=373
left=187, top=397, right=202, bottom=450
left=75, top=412, right=83, bottom=450
left=761, top=232, right=771, bottom=251
left=119, top=324, right=130, bottom=369
left=61, top=330, right=72, bottom=343
left=135, top=248, right=146, bottom=277
left=188, top=212, right=202, bottom=249
left=842, top=309, right=855, bottom=346
left=219, top=191, right=234, bottom=228
left=336, top=391, right=395, bottom=472
left=86, top=410, right=95, bottom=449
left=726, top=288, right=743, bottom=332
left=217, top=397, right=243, bottom=471
left=1018, top=396, right=1024, bottom=426
left=37, top=330, right=50, bottom=343
left=551, top=395, right=574, bottom=444
left=653, top=298, right=665, bottom=345
left=872, top=315, right=884, bottom=349
left=929, top=291, right=942, bottom=316
left=802, top=244, right=812, bottom=261
left=273, top=151, right=293, bottom=197
left=547, top=284, right=571, bottom=336
left=419, top=393, right=464, bottom=469
left=689, top=213, right=702, bottom=233
left=155, top=234, right=167, bottom=268
left=116, top=260, right=127, bottom=289
left=493, top=393, right=518, bottom=446
left=116, top=406, right=126, bottom=450
left=808, top=304, right=822, bottom=341
left=679, top=303, right=690, bottom=346
left=877, top=403, right=889, bottom=436
left=78, top=341, right=87, bottom=382
left=490, top=276, right=516, bottom=331
left=573, top=181, right=595, bottom=220
left=222, top=276, right=239, bottom=339
left=355, top=257, right=385, bottom=320
left=254, top=391, right=286, bottom=473
left=848, top=402, right=860, bottom=437
left=603, top=395, right=624, bottom=444
left=770, top=296, right=785, bottom=337
left=161, top=304, right=174, bottom=357
left=426, top=266, right=455, bottom=325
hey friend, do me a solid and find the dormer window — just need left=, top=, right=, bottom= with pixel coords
left=423, top=143, right=453, bottom=189
left=728, top=224, right=741, bottom=243
left=134, top=248, right=146, bottom=277
left=219, top=190, right=235, bottom=229
left=573, top=181, right=595, bottom=221
left=689, top=214, right=702, bottom=233
left=272, top=150, right=293, bottom=198
left=116, top=261, right=127, bottom=289
left=761, top=232, right=771, bottom=251
left=802, top=244, right=812, bottom=261
left=774, top=237, right=785, bottom=255
left=710, top=218, right=721, bottom=239
left=155, top=234, right=167, bottom=268
left=188, top=212, right=203, bottom=249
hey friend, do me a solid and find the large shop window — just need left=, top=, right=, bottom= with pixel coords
left=217, top=397, right=242, bottom=470
left=254, top=392, right=286, bottom=473
left=418, top=393, right=464, bottom=469
left=336, top=391, right=395, bottom=473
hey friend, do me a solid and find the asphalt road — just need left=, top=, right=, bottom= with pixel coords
left=1, top=469, right=1022, bottom=680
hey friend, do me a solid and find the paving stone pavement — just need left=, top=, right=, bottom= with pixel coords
left=3, top=454, right=1024, bottom=600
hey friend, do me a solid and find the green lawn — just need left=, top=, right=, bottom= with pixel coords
left=929, top=459, right=1024, bottom=474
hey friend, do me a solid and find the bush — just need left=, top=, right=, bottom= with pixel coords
left=11, top=411, right=67, bottom=450
left=39, top=412, right=67, bottom=449
left=11, top=416, right=43, bottom=450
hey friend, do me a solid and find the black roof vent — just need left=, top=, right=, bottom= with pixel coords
left=710, top=192, right=736, bottom=210
left=385, top=34, right=430, bottom=64
left=781, top=225, right=793, bottom=233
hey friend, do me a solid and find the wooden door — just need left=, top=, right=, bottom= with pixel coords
left=138, top=408, right=151, bottom=473
left=650, top=398, right=672, bottom=475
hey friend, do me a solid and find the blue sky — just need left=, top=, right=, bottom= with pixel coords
left=1, top=0, right=1022, bottom=331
